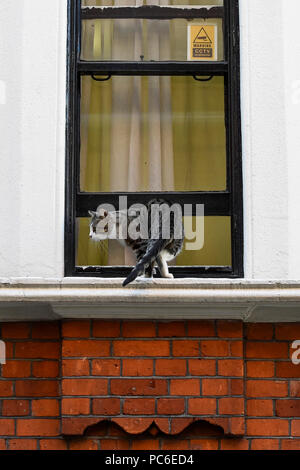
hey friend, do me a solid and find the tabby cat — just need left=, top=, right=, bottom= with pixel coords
left=88, top=198, right=184, bottom=286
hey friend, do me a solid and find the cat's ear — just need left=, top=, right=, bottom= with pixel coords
left=88, top=210, right=96, bottom=217
left=99, top=209, right=108, bottom=217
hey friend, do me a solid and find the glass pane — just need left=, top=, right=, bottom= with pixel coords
left=76, top=216, right=231, bottom=267
left=82, top=1, right=223, bottom=6
left=80, top=76, right=226, bottom=192
left=81, top=18, right=223, bottom=61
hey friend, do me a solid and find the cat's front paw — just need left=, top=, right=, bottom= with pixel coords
left=163, top=273, right=174, bottom=279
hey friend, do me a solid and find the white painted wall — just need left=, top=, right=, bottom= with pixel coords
left=0, top=0, right=299, bottom=280
left=0, top=0, right=67, bottom=278
left=240, top=0, right=300, bottom=279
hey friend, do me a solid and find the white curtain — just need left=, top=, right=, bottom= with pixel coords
left=107, top=0, right=174, bottom=264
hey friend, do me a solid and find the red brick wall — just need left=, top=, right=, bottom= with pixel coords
left=0, top=320, right=300, bottom=450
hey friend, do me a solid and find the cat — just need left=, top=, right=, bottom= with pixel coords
left=88, top=198, right=184, bottom=286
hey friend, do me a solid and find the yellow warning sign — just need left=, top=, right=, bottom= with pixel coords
left=188, top=24, right=217, bottom=61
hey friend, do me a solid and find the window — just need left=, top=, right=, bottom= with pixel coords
left=65, top=0, right=243, bottom=278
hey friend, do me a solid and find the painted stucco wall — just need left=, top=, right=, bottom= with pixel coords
left=0, top=0, right=67, bottom=278
left=0, top=0, right=299, bottom=280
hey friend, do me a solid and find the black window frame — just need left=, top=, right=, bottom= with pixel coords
left=65, top=0, right=243, bottom=278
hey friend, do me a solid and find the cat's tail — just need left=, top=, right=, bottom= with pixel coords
left=122, top=238, right=167, bottom=287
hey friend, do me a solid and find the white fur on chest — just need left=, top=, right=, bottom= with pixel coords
left=160, top=249, right=175, bottom=262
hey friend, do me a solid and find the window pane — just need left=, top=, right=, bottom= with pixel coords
left=76, top=216, right=231, bottom=267
left=80, top=75, right=226, bottom=192
left=81, top=18, right=223, bottom=61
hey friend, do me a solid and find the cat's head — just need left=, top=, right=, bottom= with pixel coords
left=88, top=208, right=114, bottom=241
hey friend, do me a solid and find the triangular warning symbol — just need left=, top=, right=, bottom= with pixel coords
left=193, top=27, right=212, bottom=44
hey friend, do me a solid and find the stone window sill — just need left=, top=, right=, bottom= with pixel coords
left=0, top=278, right=300, bottom=322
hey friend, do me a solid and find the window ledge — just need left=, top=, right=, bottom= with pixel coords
left=0, top=278, right=300, bottom=322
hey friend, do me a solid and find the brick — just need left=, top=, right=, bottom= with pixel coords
left=92, top=398, right=120, bottom=415
left=2, top=342, right=13, bottom=359
left=32, top=399, right=59, bottom=417
left=220, top=439, right=249, bottom=450
left=113, top=340, right=169, bottom=357
left=0, top=381, right=13, bottom=397
left=31, top=323, right=60, bottom=339
left=230, top=417, right=245, bottom=435
left=2, top=400, right=29, bottom=416
left=1, top=323, right=30, bottom=339
left=156, top=359, right=186, bottom=376
left=189, top=359, right=216, bottom=376
left=230, top=379, right=243, bottom=395
left=62, top=359, right=89, bottom=377
left=9, top=439, right=37, bottom=450
left=108, top=423, right=128, bottom=437
left=2, top=360, right=31, bottom=378
left=172, top=341, right=199, bottom=357
left=92, top=359, right=120, bottom=376
left=201, top=341, right=230, bottom=357
left=276, top=400, right=300, bottom=417
left=188, top=398, right=216, bottom=415
left=190, top=439, right=219, bottom=450
left=62, top=340, right=110, bottom=357
left=161, top=439, right=189, bottom=450
left=122, top=321, right=156, bottom=337
left=15, top=342, right=60, bottom=359
left=17, top=419, right=60, bottom=437
left=246, top=380, right=288, bottom=398
left=62, top=398, right=90, bottom=415
left=123, top=398, right=155, bottom=415
left=69, top=439, right=98, bottom=450
left=0, top=419, right=15, bottom=435
left=246, top=324, right=274, bottom=340
left=246, top=342, right=289, bottom=359
left=230, top=341, right=243, bottom=357
left=157, top=398, right=185, bottom=415
left=170, top=379, right=200, bottom=396
left=62, top=379, right=108, bottom=396
left=291, top=420, right=300, bottom=436
left=247, top=361, right=275, bottom=378
left=202, top=379, right=228, bottom=396
left=170, top=418, right=194, bottom=435
left=281, top=439, right=300, bottom=450
left=218, top=360, right=244, bottom=377
left=275, top=324, right=300, bottom=340
left=158, top=322, right=185, bottom=337
left=40, top=439, right=68, bottom=450
left=62, top=320, right=91, bottom=338
left=131, top=439, right=160, bottom=450
left=276, top=362, right=300, bottom=378
left=111, top=379, right=167, bottom=396
left=0, top=439, right=5, bottom=450
left=247, top=399, right=274, bottom=417
left=187, top=321, right=215, bottom=337
left=122, top=359, right=153, bottom=377
left=247, top=419, right=289, bottom=436
left=100, top=439, right=130, bottom=450
left=32, top=361, right=59, bottom=378
left=61, top=417, right=101, bottom=436
left=251, top=439, right=279, bottom=450
left=217, top=321, right=243, bottom=338
left=93, top=321, right=120, bottom=338
left=15, top=380, right=58, bottom=397
left=218, top=398, right=244, bottom=415
left=290, top=381, right=300, bottom=397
